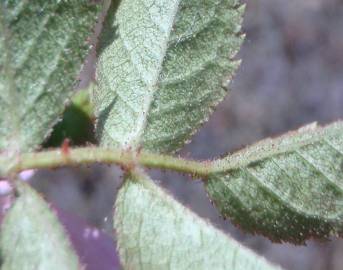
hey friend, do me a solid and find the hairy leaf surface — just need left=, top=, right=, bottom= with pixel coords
left=206, top=121, right=343, bottom=243
left=114, top=172, right=282, bottom=270
left=0, top=183, right=80, bottom=270
left=94, top=0, right=244, bottom=152
left=0, top=1, right=100, bottom=152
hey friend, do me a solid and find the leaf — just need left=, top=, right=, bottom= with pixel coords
left=205, top=121, right=343, bottom=243
left=44, top=85, right=96, bottom=147
left=114, top=171, right=282, bottom=270
left=94, top=0, right=244, bottom=153
left=0, top=182, right=80, bottom=270
left=0, top=1, right=100, bottom=152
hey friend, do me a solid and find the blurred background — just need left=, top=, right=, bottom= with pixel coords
left=28, top=0, right=343, bottom=269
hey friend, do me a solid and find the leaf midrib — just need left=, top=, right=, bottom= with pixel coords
left=117, top=0, right=181, bottom=149
left=212, top=122, right=342, bottom=173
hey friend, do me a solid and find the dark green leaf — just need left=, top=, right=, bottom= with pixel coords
left=206, top=121, right=343, bottom=243
left=44, top=85, right=95, bottom=147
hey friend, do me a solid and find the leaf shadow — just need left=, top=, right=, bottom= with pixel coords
left=96, top=0, right=121, bottom=56
left=96, top=96, right=118, bottom=141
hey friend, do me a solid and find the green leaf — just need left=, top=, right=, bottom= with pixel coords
left=44, top=85, right=96, bottom=147
left=94, top=0, right=244, bottom=153
left=114, top=172, right=282, bottom=270
left=0, top=1, right=100, bottom=152
left=68, top=84, right=95, bottom=118
left=0, top=182, right=80, bottom=270
left=206, top=121, right=343, bottom=243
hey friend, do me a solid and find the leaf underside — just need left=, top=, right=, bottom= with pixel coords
left=206, top=121, right=343, bottom=243
left=0, top=183, right=80, bottom=270
left=94, top=0, right=244, bottom=153
left=0, top=1, right=100, bottom=152
left=115, top=172, right=282, bottom=270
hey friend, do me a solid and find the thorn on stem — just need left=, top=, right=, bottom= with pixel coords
left=61, top=138, right=71, bottom=157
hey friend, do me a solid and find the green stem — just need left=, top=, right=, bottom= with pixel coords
left=0, top=147, right=213, bottom=179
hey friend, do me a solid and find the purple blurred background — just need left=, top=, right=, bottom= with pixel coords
left=24, top=0, right=343, bottom=269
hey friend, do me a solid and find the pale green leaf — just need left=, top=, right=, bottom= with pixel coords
left=0, top=1, right=100, bottom=152
left=94, top=0, right=244, bottom=152
left=0, top=182, right=80, bottom=270
left=114, top=172, right=282, bottom=270
left=206, top=121, right=343, bottom=243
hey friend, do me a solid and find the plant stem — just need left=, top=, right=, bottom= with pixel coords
left=0, top=147, right=213, bottom=179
